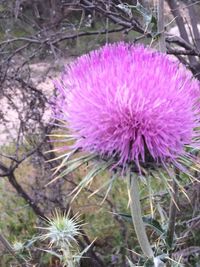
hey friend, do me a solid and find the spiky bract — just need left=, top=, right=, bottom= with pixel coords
left=38, top=211, right=82, bottom=248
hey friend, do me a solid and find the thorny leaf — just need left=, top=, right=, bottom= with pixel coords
left=118, top=213, right=165, bottom=235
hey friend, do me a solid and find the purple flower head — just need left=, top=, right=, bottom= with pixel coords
left=54, top=42, right=200, bottom=171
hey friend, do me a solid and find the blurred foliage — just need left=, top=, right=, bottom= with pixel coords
left=0, top=141, right=199, bottom=266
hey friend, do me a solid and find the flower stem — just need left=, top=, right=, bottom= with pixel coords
left=166, top=178, right=179, bottom=250
left=127, top=173, right=154, bottom=258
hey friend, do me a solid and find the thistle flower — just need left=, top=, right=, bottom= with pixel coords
left=38, top=211, right=82, bottom=248
left=53, top=42, right=200, bottom=172
left=51, top=43, right=200, bottom=261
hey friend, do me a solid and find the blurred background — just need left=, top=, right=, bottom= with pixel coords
left=0, top=1, right=200, bottom=266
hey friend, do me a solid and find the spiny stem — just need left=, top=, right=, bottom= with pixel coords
left=128, top=173, right=154, bottom=258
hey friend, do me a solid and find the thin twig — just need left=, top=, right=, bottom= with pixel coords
left=157, top=0, right=166, bottom=52
left=0, top=233, right=26, bottom=266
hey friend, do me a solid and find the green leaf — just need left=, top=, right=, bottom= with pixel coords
left=142, top=216, right=164, bottom=235
left=118, top=213, right=165, bottom=235
left=118, top=213, right=132, bottom=223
